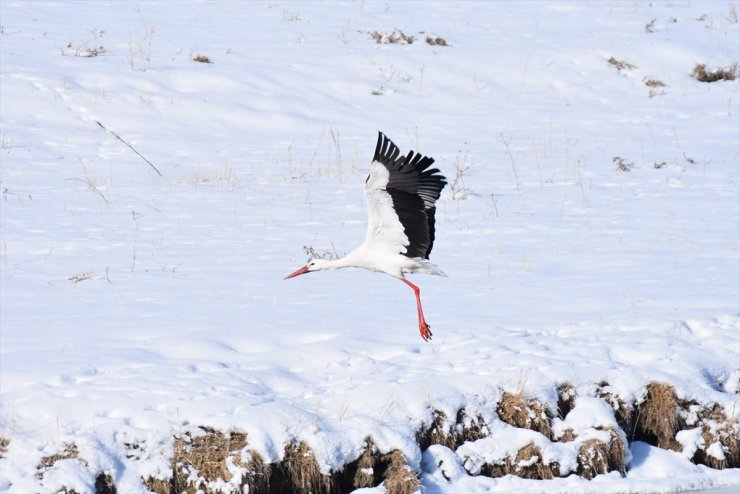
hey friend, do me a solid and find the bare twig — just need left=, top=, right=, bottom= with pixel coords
left=96, top=120, right=162, bottom=176
left=499, top=133, right=520, bottom=190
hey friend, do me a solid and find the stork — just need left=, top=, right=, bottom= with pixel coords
left=285, top=132, right=447, bottom=341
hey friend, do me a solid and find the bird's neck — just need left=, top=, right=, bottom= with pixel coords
left=314, top=251, right=360, bottom=271
left=312, top=256, right=348, bottom=271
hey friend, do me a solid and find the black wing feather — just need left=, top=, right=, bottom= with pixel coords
left=372, top=132, right=447, bottom=259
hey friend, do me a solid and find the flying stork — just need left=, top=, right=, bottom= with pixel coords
left=285, top=132, right=447, bottom=341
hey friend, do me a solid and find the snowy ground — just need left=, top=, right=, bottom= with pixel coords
left=1, top=1, right=739, bottom=493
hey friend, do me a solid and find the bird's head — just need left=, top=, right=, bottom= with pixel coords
left=284, top=259, right=327, bottom=279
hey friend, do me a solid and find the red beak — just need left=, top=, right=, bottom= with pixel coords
left=284, top=265, right=310, bottom=280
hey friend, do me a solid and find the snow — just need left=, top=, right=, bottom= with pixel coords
left=1, top=0, right=739, bottom=493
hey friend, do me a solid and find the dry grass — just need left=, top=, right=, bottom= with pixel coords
left=689, top=403, right=740, bottom=469
left=36, top=442, right=83, bottom=479
left=644, top=78, right=666, bottom=97
left=482, top=443, right=559, bottom=479
left=497, top=392, right=553, bottom=439
left=419, top=410, right=457, bottom=450
left=169, top=429, right=261, bottom=494
left=353, top=438, right=377, bottom=488
left=274, top=441, right=332, bottom=494
left=557, top=384, right=576, bottom=419
left=23, top=385, right=740, bottom=492
left=144, top=476, right=172, bottom=494
left=577, top=439, right=609, bottom=479
left=596, top=383, right=634, bottom=435
left=605, top=427, right=627, bottom=476
left=692, top=63, right=737, bottom=82
left=607, top=56, right=637, bottom=71
left=193, top=54, right=213, bottom=64
left=613, top=156, right=635, bottom=172
left=95, top=473, right=117, bottom=494
left=418, top=408, right=489, bottom=450
left=425, top=36, right=449, bottom=46
left=381, top=450, right=420, bottom=494
left=370, top=29, right=414, bottom=45
left=636, top=383, right=679, bottom=449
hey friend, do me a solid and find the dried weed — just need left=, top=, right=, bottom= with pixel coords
left=636, top=383, right=679, bottom=449
left=193, top=54, right=213, bottom=64
left=371, top=29, right=414, bottom=45
left=272, top=441, right=331, bottom=494
left=692, top=63, right=737, bottom=82
left=577, top=439, right=609, bottom=479
left=381, top=450, right=420, bottom=494
left=607, top=56, right=637, bottom=71
left=425, top=36, right=449, bottom=46
left=482, top=443, right=559, bottom=479
left=498, top=392, right=553, bottom=439
left=613, top=156, right=635, bottom=172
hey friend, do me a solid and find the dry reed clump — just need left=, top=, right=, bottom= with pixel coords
left=418, top=408, right=489, bottom=450
left=95, top=473, right=117, bottom=494
left=635, top=383, right=680, bottom=450
left=577, top=439, right=609, bottom=479
left=419, top=410, right=457, bottom=450
left=193, top=54, right=213, bottom=64
left=607, top=56, right=637, bottom=71
left=271, top=441, right=332, bottom=494
left=370, top=29, right=414, bottom=45
left=613, top=156, right=635, bottom=172
left=352, top=438, right=378, bottom=489
left=497, top=392, right=553, bottom=439
left=144, top=476, right=172, bottom=494
left=577, top=427, right=627, bottom=479
left=605, top=427, right=628, bottom=476
left=687, top=403, right=740, bottom=469
left=691, top=63, right=737, bottom=82
left=557, top=384, right=576, bottom=419
left=597, top=383, right=634, bottom=435
left=381, top=450, right=420, bottom=494
left=481, top=443, right=560, bottom=480
left=425, top=36, right=449, bottom=46
left=168, top=428, right=267, bottom=494
left=36, top=442, right=84, bottom=479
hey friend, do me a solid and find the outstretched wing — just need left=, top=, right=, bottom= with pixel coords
left=363, top=132, right=447, bottom=259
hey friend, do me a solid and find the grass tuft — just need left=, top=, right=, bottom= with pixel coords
left=482, top=443, right=560, bottom=479
left=576, top=439, right=609, bottom=479
left=607, top=56, right=637, bottom=71
left=557, top=384, right=576, bottom=419
left=498, top=392, right=553, bottom=439
left=36, top=442, right=82, bottom=479
left=193, top=54, right=213, bottom=64
left=613, top=156, right=635, bottom=172
left=691, top=63, right=737, bottom=82
left=381, top=450, right=420, bottom=494
left=636, top=383, right=679, bottom=449
left=170, top=428, right=257, bottom=493
left=95, top=473, right=117, bottom=494
left=370, top=29, right=414, bottom=45
left=352, top=438, right=378, bottom=488
left=425, top=36, right=449, bottom=46
left=418, top=408, right=489, bottom=451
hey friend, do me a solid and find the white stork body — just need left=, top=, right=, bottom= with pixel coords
left=285, top=132, right=447, bottom=341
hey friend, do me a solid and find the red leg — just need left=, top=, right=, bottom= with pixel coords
left=401, top=277, right=433, bottom=341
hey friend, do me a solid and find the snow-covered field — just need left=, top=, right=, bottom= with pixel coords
left=1, top=1, right=739, bottom=493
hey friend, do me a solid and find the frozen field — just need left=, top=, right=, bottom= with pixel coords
left=1, top=1, right=739, bottom=493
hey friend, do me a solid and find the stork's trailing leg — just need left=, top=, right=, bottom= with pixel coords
left=401, top=277, right=433, bottom=341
